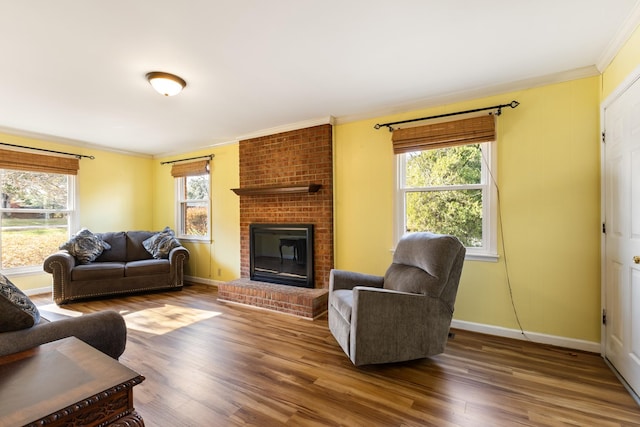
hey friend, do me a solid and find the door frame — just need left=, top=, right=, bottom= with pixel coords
left=601, top=63, right=640, bottom=357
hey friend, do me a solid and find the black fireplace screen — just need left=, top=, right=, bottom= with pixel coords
left=249, top=223, right=314, bottom=288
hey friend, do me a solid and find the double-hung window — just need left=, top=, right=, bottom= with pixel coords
left=172, top=159, right=210, bottom=241
left=0, top=150, right=78, bottom=272
left=393, top=115, right=498, bottom=261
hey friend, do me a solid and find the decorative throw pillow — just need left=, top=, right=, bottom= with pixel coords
left=143, top=226, right=182, bottom=259
left=60, top=228, right=112, bottom=264
left=0, top=273, right=40, bottom=332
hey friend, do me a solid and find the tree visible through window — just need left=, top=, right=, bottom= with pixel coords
left=0, top=169, right=75, bottom=271
left=397, top=142, right=496, bottom=258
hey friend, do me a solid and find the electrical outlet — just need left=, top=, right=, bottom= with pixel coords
left=217, top=268, right=222, bottom=277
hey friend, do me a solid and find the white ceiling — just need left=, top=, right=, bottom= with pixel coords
left=0, top=1, right=638, bottom=157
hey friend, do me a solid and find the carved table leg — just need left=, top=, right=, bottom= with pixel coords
left=108, top=411, right=145, bottom=427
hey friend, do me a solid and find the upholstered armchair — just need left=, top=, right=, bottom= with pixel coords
left=328, top=232, right=466, bottom=366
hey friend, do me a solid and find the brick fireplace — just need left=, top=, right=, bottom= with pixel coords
left=218, top=124, right=333, bottom=318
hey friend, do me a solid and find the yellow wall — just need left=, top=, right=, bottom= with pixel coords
left=154, top=143, right=240, bottom=283
left=2, top=133, right=154, bottom=291
left=334, top=76, right=602, bottom=342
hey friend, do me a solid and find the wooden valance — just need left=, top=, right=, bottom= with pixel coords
left=0, top=148, right=79, bottom=175
left=171, top=159, right=210, bottom=177
left=391, top=115, right=495, bottom=154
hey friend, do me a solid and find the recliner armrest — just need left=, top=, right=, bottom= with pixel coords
left=329, top=269, right=384, bottom=292
left=0, top=310, right=127, bottom=359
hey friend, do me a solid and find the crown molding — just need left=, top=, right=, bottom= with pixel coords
left=596, top=1, right=640, bottom=72
left=0, top=125, right=152, bottom=159
left=153, top=138, right=239, bottom=159
left=334, top=66, right=600, bottom=126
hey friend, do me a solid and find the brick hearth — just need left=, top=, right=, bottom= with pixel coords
left=218, top=279, right=328, bottom=319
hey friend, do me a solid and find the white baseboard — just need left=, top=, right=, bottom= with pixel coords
left=451, top=319, right=601, bottom=354
left=25, top=286, right=52, bottom=296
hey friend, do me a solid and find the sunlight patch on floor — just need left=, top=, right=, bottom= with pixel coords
left=123, top=304, right=221, bottom=335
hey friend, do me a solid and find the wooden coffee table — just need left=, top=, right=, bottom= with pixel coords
left=0, top=336, right=145, bottom=427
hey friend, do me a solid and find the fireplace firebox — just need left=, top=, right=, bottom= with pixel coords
left=250, top=223, right=314, bottom=288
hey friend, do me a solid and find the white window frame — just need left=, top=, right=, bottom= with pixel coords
left=175, top=174, right=211, bottom=242
left=394, top=141, right=498, bottom=261
left=0, top=170, right=78, bottom=274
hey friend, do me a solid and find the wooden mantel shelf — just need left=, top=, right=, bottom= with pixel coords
left=231, top=184, right=322, bottom=196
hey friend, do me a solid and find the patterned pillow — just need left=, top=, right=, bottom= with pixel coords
left=60, top=228, right=112, bottom=264
left=0, top=273, right=40, bottom=332
left=143, top=227, right=182, bottom=259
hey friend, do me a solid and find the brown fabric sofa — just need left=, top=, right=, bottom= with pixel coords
left=44, top=230, right=189, bottom=305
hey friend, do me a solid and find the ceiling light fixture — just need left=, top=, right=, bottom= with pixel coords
left=146, top=71, right=186, bottom=96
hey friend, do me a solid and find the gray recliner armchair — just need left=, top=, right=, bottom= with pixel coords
left=329, top=232, right=466, bottom=366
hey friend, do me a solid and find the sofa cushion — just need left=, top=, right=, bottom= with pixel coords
left=143, top=227, right=182, bottom=259
left=126, top=231, right=155, bottom=262
left=94, top=232, right=127, bottom=262
left=60, top=228, right=112, bottom=264
left=71, top=262, right=125, bottom=281
left=125, top=259, right=170, bottom=277
left=0, top=273, right=40, bottom=332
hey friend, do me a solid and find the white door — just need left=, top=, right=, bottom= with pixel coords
left=603, top=73, right=640, bottom=396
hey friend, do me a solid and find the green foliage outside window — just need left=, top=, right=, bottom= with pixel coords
left=404, top=145, right=483, bottom=247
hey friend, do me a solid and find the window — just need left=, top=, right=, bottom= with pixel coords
left=393, top=116, right=497, bottom=260
left=0, top=169, right=77, bottom=272
left=175, top=172, right=210, bottom=241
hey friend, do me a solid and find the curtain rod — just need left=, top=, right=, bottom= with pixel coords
left=374, top=100, right=520, bottom=131
left=160, top=154, right=214, bottom=165
left=0, top=141, right=95, bottom=159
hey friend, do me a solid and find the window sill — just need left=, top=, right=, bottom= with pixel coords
left=465, top=252, right=499, bottom=262
left=178, top=237, right=212, bottom=244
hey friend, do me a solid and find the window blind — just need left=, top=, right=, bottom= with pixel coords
left=391, top=115, right=495, bottom=154
left=0, top=148, right=80, bottom=175
left=170, top=159, right=210, bottom=177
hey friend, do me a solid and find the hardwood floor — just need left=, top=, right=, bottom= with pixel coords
left=32, top=285, right=640, bottom=426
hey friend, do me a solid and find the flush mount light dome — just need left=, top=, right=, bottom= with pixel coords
left=146, top=71, right=186, bottom=96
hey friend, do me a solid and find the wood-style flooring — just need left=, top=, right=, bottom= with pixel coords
left=32, top=285, right=640, bottom=426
